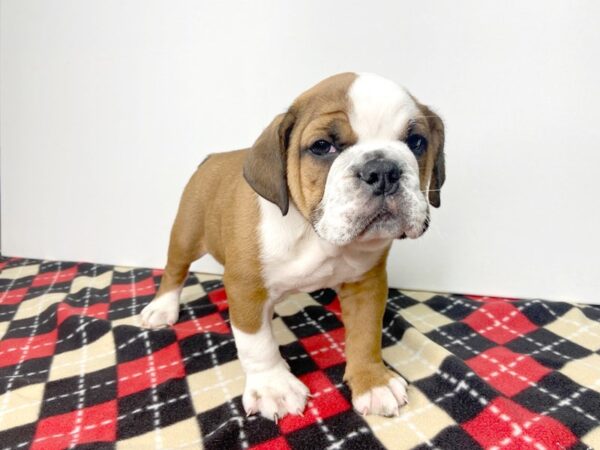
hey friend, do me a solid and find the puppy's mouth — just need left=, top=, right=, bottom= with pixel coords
left=357, top=205, right=430, bottom=241
left=358, top=209, right=395, bottom=237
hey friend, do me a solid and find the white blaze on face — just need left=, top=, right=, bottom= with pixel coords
left=313, top=73, right=429, bottom=245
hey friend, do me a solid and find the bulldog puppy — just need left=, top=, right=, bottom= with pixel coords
left=140, top=72, right=445, bottom=420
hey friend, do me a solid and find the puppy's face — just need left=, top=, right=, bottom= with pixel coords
left=244, top=73, right=445, bottom=246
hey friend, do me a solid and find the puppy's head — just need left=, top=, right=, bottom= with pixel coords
left=244, top=72, right=445, bottom=246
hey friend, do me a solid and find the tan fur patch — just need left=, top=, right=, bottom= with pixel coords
left=286, top=73, right=358, bottom=219
left=338, top=251, right=397, bottom=396
left=156, top=150, right=269, bottom=333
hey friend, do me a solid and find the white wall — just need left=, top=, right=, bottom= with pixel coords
left=2, top=0, right=599, bottom=303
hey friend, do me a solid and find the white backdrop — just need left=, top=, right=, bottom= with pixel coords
left=2, top=1, right=599, bottom=303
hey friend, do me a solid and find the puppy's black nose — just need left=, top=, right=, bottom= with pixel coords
left=358, top=159, right=401, bottom=196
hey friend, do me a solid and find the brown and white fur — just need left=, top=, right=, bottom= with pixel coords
left=140, top=72, right=445, bottom=420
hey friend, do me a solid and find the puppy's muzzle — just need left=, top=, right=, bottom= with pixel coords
left=358, top=158, right=401, bottom=196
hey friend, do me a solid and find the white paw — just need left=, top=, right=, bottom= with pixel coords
left=243, top=362, right=309, bottom=421
left=140, top=291, right=180, bottom=329
left=352, top=375, right=408, bottom=417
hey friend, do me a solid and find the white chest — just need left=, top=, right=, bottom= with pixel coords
left=258, top=199, right=388, bottom=298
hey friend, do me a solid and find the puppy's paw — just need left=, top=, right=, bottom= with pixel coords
left=243, top=362, right=309, bottom=421
left=346, top=365, right=408, bottom=417
left=140, top=291, right=180, bottom=329
left=352, top=375, right=408, bottom=417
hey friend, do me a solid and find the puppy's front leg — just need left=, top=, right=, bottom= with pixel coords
left=339, top=263, right=408, bottom=416
left=226, top=276, right=309, bottom=421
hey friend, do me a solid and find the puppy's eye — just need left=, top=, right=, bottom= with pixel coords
left=309, top=139, right=337, bottom=156
left=406, top=134, right=428, bottom=156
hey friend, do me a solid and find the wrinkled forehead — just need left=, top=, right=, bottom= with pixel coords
left=348, top=73, right=419, bottom=141
left=291, top=73, right=420, bottom=142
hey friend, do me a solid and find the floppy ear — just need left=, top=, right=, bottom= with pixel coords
left=243, top=112, right=295, bottom=215
left=422, top=106, right=445, bottom=208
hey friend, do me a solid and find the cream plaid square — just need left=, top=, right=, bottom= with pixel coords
left=69, top=270, right=113, bottom=294
left=49, top=332, right=116, bottom=381
left=272, top=317, right=297, bottom=346
left=560, top=353, right=600, bottom=394
left=582, top=426, right=600, bottom=449
left=400, top=290, right=438, bottom=302
left=275, top=292, right=321, bottom=317
left=0, top=383, right=45, bottom=429
left=116, top=417, right=204, bottom=450
left=546, top=308, right=600, bottom=351
left=400, top=303, right=453, bottom=333
left=181, top=282, right=206, bottom=304
left=0, top=264, right=41, bottom=280
left=11, top=292, right=67, bottom=321
left=187, top=359, right=245, bottom=413
left=367, top=388, right=455, bottom=449
left=383, top=327, right=450, bottom=382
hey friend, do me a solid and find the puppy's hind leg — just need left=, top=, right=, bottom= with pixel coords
left=141, top=179, right=207, bottom=329
left=140, top=249, right=202, bottom=329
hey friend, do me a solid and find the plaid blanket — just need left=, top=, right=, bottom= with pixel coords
left=0, top=256, right=599, bottom=450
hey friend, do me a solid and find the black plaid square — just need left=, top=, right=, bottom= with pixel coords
left=426, top=322, right=497, bottom=360
left=414, top=356, right=499, bottom=424
left=112, top=325, right=177, bottom=364
left=280, top=341, right=320, bottom=377
left=0, top=303, right=21, bottom=324
left=56, top=315, right=112, bottom=354
left=0, top=423, right=37, bottom=450
left=108, top=296, right=150, bottom=320
left=514, top=371, right=600, bottom=438
left=65, top=286, right=111, bottom=307
left=413, top=425, right=481, bottom=450
left=308, top=288, right=338, bottom=306
left=505, top=328, right=593, bottom=369
left=519, top=299, right=573, bottom=326
left=111, top=268, right=154, bottom=284
left=117, top=377, right=195, bottom=440
left=24, top=281, right=72, bottom=301
left=200, top=278, right=225, bottom=293
left=281, top=306, right=343, bottom=340
left=0, top=356, right=54, bottom=394
left=178, top=296, right=220, bottom=322
left=381, top=308, right=411, bottom=348
left=40, top=366, right=118, bottom=418
left=178, top=331, right=238, bottom=375
left=196, top=397, right=248, bottom=449
left=425, top=294, right=477, bottom=321
left=286, top=410, right=384, bottom=450
left=581, top=305, right=600, bottom=321
left=3, top=305, right=58, bottom=339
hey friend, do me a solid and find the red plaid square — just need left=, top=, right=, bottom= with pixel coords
left=117, top=342, right=185, bottom=397
left=466, top=346, right=551, bottom=397
left=463, top=302, right=538, bottom=344
left=0, top=329, right=58, bottom=367
left=31, top=400, right=117, bottom=449
left=279, top=371, right=350, bottom=433
left=57, top=302, right=109, bottom=324
left=109, top=277, right=156, bottom=302
left=32, top=266, right=78, bottom=287
left=0, top=287, right=29, bottom=305
left=323, top=295, right=342, bottom=319
left=207, top=287, right=228, bottom=311
left=465, top=295, right=518, bottom=303
left=174, top=312, right=230, bottom=340
left=300, top=328, right=345, bottom=369
left=463, top=397, right=577, bottom=449
left=250, top=436, right=291, bottom=450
